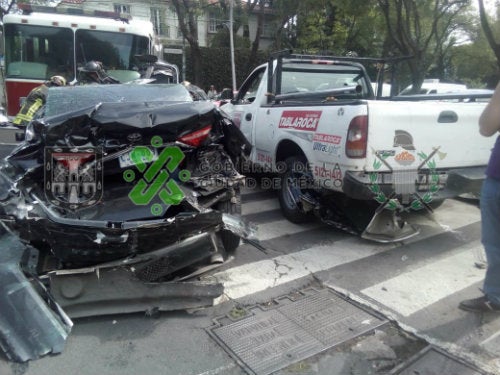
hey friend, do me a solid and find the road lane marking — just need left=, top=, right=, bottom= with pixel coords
left=360, top=240, right=485, bottom=317
left=256, top=219, right=327, bottom=241
left=211, top=236, right=392, bottom=304
left=241, top=198, right=280, bottom=216
left=211, top=198, right=480, bottom=305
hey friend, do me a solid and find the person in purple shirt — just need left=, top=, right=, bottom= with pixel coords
left=459, top=82, right=500, bottom=312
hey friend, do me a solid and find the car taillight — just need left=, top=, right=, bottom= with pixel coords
left=178, top=125, right=212, bottom=147
left=346, top=115, right=368, bottom=158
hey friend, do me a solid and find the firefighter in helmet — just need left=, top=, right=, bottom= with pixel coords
left=12, top=75, right=67, bottom=128
left=77, top=61, right=120, bottom=84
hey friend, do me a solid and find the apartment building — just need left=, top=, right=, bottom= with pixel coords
left=60, top=0, right=277, bottom=52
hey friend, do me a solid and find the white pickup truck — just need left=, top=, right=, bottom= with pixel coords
left=222, top=51, right=494, bottom=242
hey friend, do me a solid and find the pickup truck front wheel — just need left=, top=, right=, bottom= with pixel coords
left=278, top=156, right=314, bottom=223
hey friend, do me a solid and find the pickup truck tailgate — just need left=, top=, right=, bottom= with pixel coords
left=365, top=100, right=494, bottom=172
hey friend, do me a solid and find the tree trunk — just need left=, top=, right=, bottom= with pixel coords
left=247, top=0, right=265, bottom=73
left=478, top=0, right=500, bottom=69
left=171, top=0, right=204, bottom=86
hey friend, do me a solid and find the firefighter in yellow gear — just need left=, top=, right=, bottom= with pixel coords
left=12, top=75, right=67, bottom=128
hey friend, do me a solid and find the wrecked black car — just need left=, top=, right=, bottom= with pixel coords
left=0, top=84, right=254, bottom=362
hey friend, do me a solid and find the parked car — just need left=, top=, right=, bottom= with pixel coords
left=399, top=79, right=467, bottom=95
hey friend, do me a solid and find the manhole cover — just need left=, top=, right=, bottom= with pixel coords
left=207, top=288, right=387, bottom=375
left=390, top=346, right=486, bottom=375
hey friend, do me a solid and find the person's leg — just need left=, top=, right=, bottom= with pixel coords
left=481, top=177, right=500, bottom=305
left=459, top=178, right=500, bottom=312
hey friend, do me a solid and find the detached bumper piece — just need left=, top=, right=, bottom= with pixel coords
left=361, top=209, right=420, bottom=243
left=47, top=232, right=224, bottom=318
left=49, top=269, right=223, bottom=319
left=0, top=229, right=72, bottom=362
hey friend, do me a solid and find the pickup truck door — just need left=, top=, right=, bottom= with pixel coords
left=224, top=67, right=266, bottom=163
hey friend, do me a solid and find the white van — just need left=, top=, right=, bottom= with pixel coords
left=399, top=79, right=467, bottom=95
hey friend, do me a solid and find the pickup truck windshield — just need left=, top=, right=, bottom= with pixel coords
left=279, top=63, right=372, bottom=99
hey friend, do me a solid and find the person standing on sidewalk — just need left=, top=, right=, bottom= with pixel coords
left=459, top=82, right=500, bottom=313
left=207, top=85, right=218, bottom=100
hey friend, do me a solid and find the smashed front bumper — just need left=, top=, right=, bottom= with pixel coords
left=0, top=215, right=256, bottom=362
left=0, top=182, right=257, bottom=362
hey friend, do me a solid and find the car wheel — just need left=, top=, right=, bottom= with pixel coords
left=278, top=156, right=314, bottom=223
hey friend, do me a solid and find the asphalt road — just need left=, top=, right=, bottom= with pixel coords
left=0, top=144, right=15, bottom=160
left=1, top=185, right=499, bottom=375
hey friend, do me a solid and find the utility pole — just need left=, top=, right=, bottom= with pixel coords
left=229, top=0, right=236, bottom=92
left=182, top=38, right=186, bottom=82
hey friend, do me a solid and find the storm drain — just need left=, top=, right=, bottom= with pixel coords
left=390, top=346, right=486, bottom=375
left=207, top=288, right=387, bottom=375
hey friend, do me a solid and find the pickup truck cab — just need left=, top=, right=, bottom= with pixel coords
left=222, top=51, right=494, bottom=242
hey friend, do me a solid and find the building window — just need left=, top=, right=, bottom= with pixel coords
left=169, top=8, right=183, bottom=39
left=208, top=12, right=218, bottom=33
left=114, top=4, right=130, bottom=15
left=151, top=8, right=164, bottom=35
left=262, top=21, right=274, bottom=38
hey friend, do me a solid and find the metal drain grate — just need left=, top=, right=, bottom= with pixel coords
left=390, top=346, right=486, bottom=375
left=207, top=288, right=387, bottom=375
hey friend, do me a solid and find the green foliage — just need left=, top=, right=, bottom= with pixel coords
left=294, top=0, right=383, bottom=57
left=210, top=30, right=251, bottom=49
left=166, top=0, right=500, bottom=91
left=449, top=29, right=499, bottom=88
left=377, top=0, right=474, bottom=92
left=165, top=46, right=266, bottom=92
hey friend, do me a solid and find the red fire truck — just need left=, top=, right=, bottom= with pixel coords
left=2, top=4, right=157, bottom=116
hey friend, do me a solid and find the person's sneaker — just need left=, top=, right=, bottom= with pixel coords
left=459, top=296, right=500, bottom=312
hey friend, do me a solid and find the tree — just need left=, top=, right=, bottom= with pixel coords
left=267, top=0, right=301, bottom=50
left=376, top=0, right=471, bottom=92
left=292, top=0, right=384, bottom=57
left=0, top=0, right=16, bottom=19
left=171, top=0, right=206, bottom=86
left=478, top=0, right=500, bottom=71
left=249, top=0, right=266, bottom=71
left=450, top=32, right=498, bottom=88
